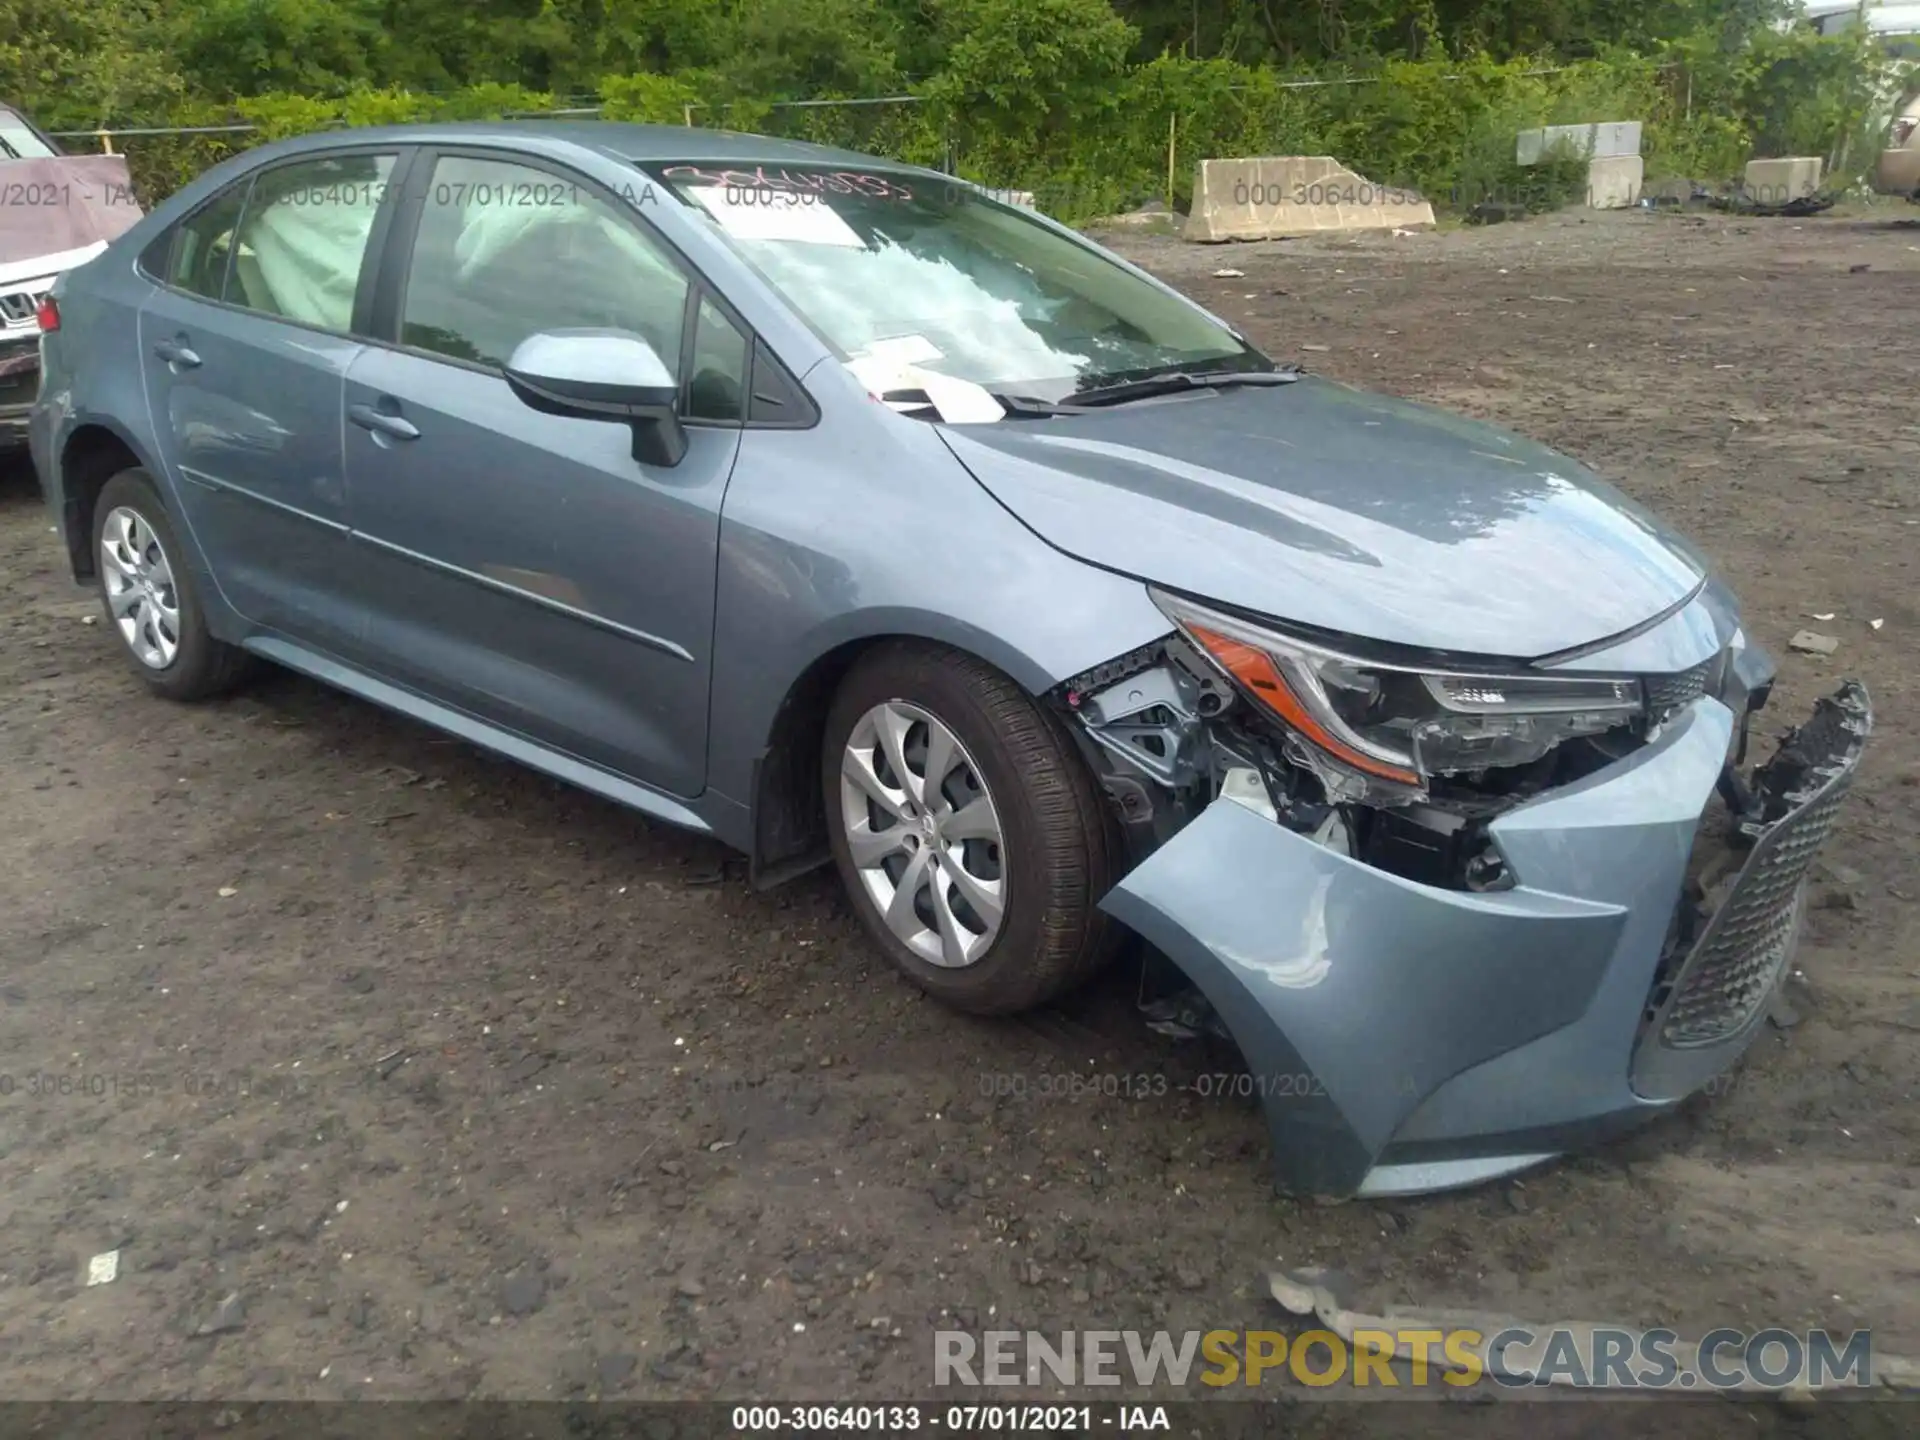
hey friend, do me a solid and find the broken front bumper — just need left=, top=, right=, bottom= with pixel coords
left=0, top=340, right=35, bottom=448
left=1102, top=682, right=1871, bottom=1199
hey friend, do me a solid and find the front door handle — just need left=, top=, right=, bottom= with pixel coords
left=348, top=401, right=420, bottom=442
left=152, top=337, right=201, bottom=370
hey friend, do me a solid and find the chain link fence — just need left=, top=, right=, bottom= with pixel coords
left=51, top=61, right=1693, bottom=222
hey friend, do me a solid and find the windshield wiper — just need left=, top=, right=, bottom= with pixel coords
left=1065, top=366, right=1301, bottom=408
left=882, top=387, right=1219, bottom=423
left=989, top=392, right=1094, bottom=418
left=875, top=387, right=1084, bottom=422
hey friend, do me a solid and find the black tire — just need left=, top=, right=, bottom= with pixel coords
left=822, top=641, right=1121, bottom=1015
left=91, top=468, right=252, bottom=700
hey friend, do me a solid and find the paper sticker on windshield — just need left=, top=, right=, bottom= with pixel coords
left=844, top=349, right=1004, bottom=425
left=688, top=184, right=863, bottom=246
left=913, top=368, right=1005, bottom=424
left=663, top=165, right=915, bottom=201
left=863, top=334, right=944, bottom=368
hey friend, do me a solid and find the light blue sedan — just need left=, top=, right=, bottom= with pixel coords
left=30, top=124, right=1870, bottom=1198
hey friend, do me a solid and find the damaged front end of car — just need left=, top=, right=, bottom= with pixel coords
left=1059, top=586, right=1872, bottom=1199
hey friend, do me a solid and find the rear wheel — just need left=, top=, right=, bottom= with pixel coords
left=92, top=468, right=251, bottom=700
left=823, top=642, right=1120, bottom=1015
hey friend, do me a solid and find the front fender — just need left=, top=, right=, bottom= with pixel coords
left=705, top=383, right=1174, bottom=810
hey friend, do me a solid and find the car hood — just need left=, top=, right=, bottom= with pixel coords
left=937, top=377, right=1707, bottom=660
left=0, top=156, right=142, bottom=268
left=0, top=241, right=106, bottom=288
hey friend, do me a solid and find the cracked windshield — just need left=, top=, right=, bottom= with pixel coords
left=655, top=165, right=1259, bottom=403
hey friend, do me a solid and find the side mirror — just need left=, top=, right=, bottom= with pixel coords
left=504, top=328, right=688, bottom=467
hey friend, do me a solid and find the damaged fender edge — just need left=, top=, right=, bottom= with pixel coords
left=1099, top=792, right=1628, bottom=1198
left=1097, top=698, right=1752, bottom=1199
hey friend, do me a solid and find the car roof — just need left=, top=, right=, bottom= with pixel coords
left=255, top=121, right=940, bottom=177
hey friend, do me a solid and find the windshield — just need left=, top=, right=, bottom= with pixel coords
left=652, top=164, right=1265, bottom=400
left=0, top=108, right=58, bottom=160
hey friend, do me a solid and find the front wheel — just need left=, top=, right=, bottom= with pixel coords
left=822, top=642, right=1121, bottom=1015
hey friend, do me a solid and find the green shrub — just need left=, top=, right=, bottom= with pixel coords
left=55, top=22, right=1895, bottom=225
left=924, top=0, right=1137, bottom=192
left=1457, top=140, right=1593, bottom=212
left=600, top=72, right=708, bottom=125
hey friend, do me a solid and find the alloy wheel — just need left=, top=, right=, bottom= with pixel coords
left=839, top=700, right=1007, bottom=968
left=99, top=505, right=181, bottom=670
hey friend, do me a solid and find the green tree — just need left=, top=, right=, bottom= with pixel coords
left=172, top=0, right=388, bottom=98
left=929, top=0, right=1137, bottom=176
left=723, top=0, right=908, bottom=101
left=590, top=0, right=732, bottom=78
left=0, top=0, right=184, bottom=130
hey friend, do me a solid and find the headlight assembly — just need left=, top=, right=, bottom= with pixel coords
left=1152, top=588, right=1643, bottom=787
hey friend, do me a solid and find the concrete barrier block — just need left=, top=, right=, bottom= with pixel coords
left=1586, top=155, right=1644, bottom=209
left=1183, top=157, right=1436, bottom=242
left=1516, top=121, right=1642, bottom=166
left=1743, top=157, right=1823, bottom=206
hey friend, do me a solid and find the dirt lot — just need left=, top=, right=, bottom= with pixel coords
left=1, top=206, right=1917, bottom=1417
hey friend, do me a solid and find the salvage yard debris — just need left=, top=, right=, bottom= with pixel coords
left=1791, top=630, right=1842, bottom=655
left=195, top=1292, right=247, bottom=1336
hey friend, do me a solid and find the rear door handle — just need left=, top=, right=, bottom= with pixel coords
left=348, top=401, right=420, bottom=441
left=152, top=337, right=201, bottom=370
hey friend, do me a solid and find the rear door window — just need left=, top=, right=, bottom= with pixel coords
left=153, top=182, right=251, bottom=301
left=225, top=153, right=397, bottom=332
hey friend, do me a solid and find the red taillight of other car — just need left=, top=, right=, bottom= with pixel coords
left=34, top=295, right=60, bottom=332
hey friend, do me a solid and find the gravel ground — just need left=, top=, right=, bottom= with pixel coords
left=1, top=204, right=1916, bottom=1419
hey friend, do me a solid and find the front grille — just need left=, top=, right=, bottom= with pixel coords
left=1657, top=787, right=1843, bottom=1044
left=1644, top=655, right=1717, bottom=719
left=0, top=288, right=46, bottom=327
left=1644, top=683, right=1870, bottom=1049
